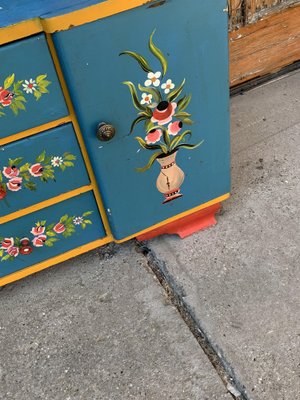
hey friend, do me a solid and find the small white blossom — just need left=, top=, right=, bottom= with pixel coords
left=51, top=156, right=64, bottom=167
left=22, top=79, right=37, bottom=94
left=161, top=79, right=175, bottom=94
left=145, top=71, right=161, bottom=87
left=73, top=216, right=83, bottom=225
left=140, top=93, right=153, bottom=105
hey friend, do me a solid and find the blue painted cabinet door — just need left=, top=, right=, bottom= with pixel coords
left=53, top=0, right=230, bottom=240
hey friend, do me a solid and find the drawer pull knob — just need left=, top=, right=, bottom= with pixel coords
left=96, top=122, right=115, bottom=141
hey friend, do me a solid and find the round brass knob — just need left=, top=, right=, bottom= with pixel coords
left=96, top=122, right=116, bottom=141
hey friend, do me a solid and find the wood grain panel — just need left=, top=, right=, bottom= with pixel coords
left=229, top=4, right=300, bottom=86
left=246, top=0, right=300, bottom=23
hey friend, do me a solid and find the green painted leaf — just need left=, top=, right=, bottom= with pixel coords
left=130, top=115, right=148, bottom=134
left=14, top=100, right=26, bottom=111
left=170, top=130, right=192, bottom=150
left=136, top=151, right=163, bottom=172
left=34, top=90, right=42, bottom=100
left=63, top=161, right=74, bottom=167
left=24, top=182, right=37, bottom=191
left=182, top=118, right=194, bottom=125
left=138, top=84, right=162, bottom=103
left=119, top=51, right=152, bottom=73
left=10, top=102, right=19, bottom=115
left=38, top=86, right=49, bottom=94
left=123, top=81, right=146, bottom=111
left=4, top=73, right=15, bottom=89
left=174, top=111, right=191, bottom=119
left=167, top=79, right=185, bottom=102
left=60, top=214, right=69, bottom=223
left=83, top=220, right=92, bottom=224
left=13, top=81, right=23, bottom=92
left=177, top=94, right=192, bottom=112
left=36, top=150, right=46, bottom=163
left=149, top=30, right=168, bottom=77
left=14, top=96, right=26, bottom=102
left=8, top=157, right=23, bottom=166
left=163, top=129, right=171, bottom=148
left=1, top=254, right=11, bottom=261
left=82, top=211, right=93, bottom=217
left=0, top=172, right=2, bottom=182
left=145, top=119, right=155, bottom=132
left=36, top=74, right=47, bottom=83
left=173, top=140, right=204, bottom=152
left=63, top=153, right=76, bottom=161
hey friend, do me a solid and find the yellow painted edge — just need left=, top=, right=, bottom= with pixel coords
left=115, top=193, right=230, bottom=243
left=42, top=0, right=148, bottom=33
left=0, top=116, right=71, bottom=147
left=0, top=185, right=92, bottom=224
left=0, top=0, right=149, bottom=45
left=0, top=236, right=111, bottom=287
left=45, top=34, right=113, bottom=239
left=0, top=18, right=43, bottom=45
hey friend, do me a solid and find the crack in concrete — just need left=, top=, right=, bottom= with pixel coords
left=135, top=239, right=251, bottom=400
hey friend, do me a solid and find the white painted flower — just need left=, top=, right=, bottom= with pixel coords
left=161, top=79, right=175, bottom=94
left=73, top=216, right=83, bottom=225
left=22, top=79, right=37, bottom=94
left=145, top=71, right=161, bottom=87
left=140, top=93, right=153, bottom=105
left=51, top=156, right=64, bottom=167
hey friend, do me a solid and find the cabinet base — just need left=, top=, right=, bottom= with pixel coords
left=136, top=203, right=221, bottom=241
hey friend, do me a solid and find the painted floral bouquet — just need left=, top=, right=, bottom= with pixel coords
left=120, top=30, right=203, bottom=173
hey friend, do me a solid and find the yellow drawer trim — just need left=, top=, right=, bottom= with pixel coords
left=0, top=185, right=92, bottom=224
left=0, top=0, right=148, bottom=45
left=0, top=19, right=43, bottom=45
left=0, top=116, right=72, bottom=146
left=0, top=236, right=111, bottom=286
left=115, top=193, right=230, bottom=243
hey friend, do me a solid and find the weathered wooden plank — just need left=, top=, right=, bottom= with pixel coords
left=229, top=4, right=300, bottom=86
left=246, top=0, right=300, bottom=23
left=229, top=0, right=244, bottom=30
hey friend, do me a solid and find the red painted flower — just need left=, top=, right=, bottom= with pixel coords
left=32, top=235, right=47, bottom=247
left=168, top=121, right=183, bottom=136
left=20, top=237, right=30, bottom=246
left=151, top=101, right=177, bottom=125
left=2, top=166, right=20, bottom=179
left=1, top=237, right=14, bottom=249
left=0, top=186, right=7, bottom=199
left=30, top=226, right=45, bottom=236
left=6, top=177, right=22, bottom=192
left=20, top=246, right=33, bottom=255
left=7, top=246, right=19, bottom=257
left=53, top=223, right=66, bottom=234
left=0, top=87, right=14, bottom=107
left=145, top=129, right=163, bottom=145
left=29, top=163, right=44, bottom=177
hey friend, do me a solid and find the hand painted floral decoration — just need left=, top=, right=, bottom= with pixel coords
left=120, top=30, right=203, bottom=202
left=0, top=212, right=93, bottom=261
left=0, top=73, right=51, bottom=116
left=0, top=151, right=76, bottom=200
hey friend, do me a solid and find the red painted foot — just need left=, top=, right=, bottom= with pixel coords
left=137, top=203, right=221, bottom=241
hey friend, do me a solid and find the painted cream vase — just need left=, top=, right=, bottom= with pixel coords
left=156, top=151, right=185, bottom=203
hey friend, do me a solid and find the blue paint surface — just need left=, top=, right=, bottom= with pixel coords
left=0, top=0, right=106, bottom=27
left=0, top=192, right=105, bottom=278
left=0, top=34, right=68, bottom=138
left=54, top=0, right=230, bottom=240
left=0, top=123, right=90, bottom=217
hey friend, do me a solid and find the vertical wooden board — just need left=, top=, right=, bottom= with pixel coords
left=229, top=0, right=244, bottom=30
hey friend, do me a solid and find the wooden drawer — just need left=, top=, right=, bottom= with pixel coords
left=0, top=123, right=90, bottom=218
left=0, top=34, right=68, bottom=139
left=0, top=191, right=105, bottom=279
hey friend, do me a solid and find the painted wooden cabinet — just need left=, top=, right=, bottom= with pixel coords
left=0, top=0, right=230, bottom=285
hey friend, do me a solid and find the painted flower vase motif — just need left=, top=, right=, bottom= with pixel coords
left=121, top=30, right=204, bottom=204
left=156, top=151, right=184, bottom=203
